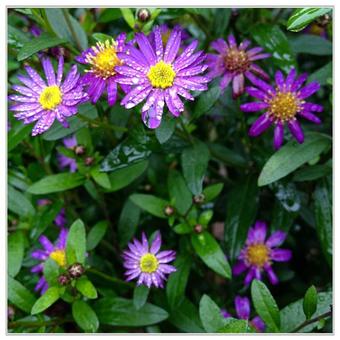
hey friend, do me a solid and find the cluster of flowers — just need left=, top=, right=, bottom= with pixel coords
left=10, top=25, right=323, bottom=149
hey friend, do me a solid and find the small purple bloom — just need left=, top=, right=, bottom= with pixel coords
left=122, top=231, right=176, bottom=288
left=207, top=34, right=270, bottom=98
left=75, top=34, right=127, bottom=106
left=9, top=56, right=88, bottom=136
left=240, top=67, right=323, bottom=149
left=31, top=228, right=68, bottom=294
left=221, top=296, right=265, bottom=332
left=233, top=221, right=292, bottom=286
left=115, top=26, right=210, bottom=128
left=57, top=135, right=77, bottom=173
left=303, top=23, right=328, bottom=39
left=54, top=208, right=67, bottom=228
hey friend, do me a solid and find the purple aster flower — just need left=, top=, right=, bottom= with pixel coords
left=122, top=231, right=176, bottom=288
left=221, top=296, right=265, bottom=332
left=233, top=221, right=292, bottom=286
left=31, top=228, right=68, bottom=294
left=9, top=56, right=88, bottom=136
left=75, top=34, right=128, bottom=106
left=57, top=135, right=77, bottom=173
left=115, top=26, right=210, bottom=128
left=149, top=24, right=191, bottom=47
left=206, top=34, right=270, bottom=99
left=240, top=67, right=322, bottom=149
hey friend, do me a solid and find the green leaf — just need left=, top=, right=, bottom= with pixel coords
left=252, top=24, right=296, bottom=73
left=66, top=219, right=86, bottom=265
left=92, top=32, right=113, bottom=42
left=287, top=8, right=332, bottom=32
left=212, top=8, right=231, bottom=38
left=258, top=133, right=331, bottom=186
left=76, top=277, right=98, bottom=299
left=98, top=8, right=121, bottom=23
left=94, top=297, right=169, bottom=326
left=309, top=62, right=332, bottom=86
left=155, top=116, right=176, bottom=144
left=181, top=140, right=210, bottom=195
left=193, top=86, right=221, bottom=119
left=45, top=8, right=88, bottom=50
left=293, top=163, right=331, bottom=182
left=72, top=300, right=99, bottom=333
left=90, top=166, right=111, bottom=190
left=290, top=34, right=332, bottom=55
left=168, top=169, right=192, bottom=215
left=8, top=123, right=32, bottom=152
left=27, top=173, right=86, bottom=194
left=8, top=277, right=36, bottom=313
left=31, top=287, right=60, bottom=315
left=121, top=8, right=135, bottom=29
left=199, top=294, right=226, bottom=332
left=173, top=223, right=193, bottom=234
left=133, top=285, right=150, bottom=310
left=130, top=194, right=168, bottom=219
left=225, top=175, right=258, bottom=260
left=86, top=221, right=108, bottom=251
left=208, top=143, right=247, bottom=167
left=251, top=280, right=281, bottom=332
left=203, top=183, right=224, bottom=202
left=314, top=178, right=332, bottom=265
left=303, top=285, right=318, bottom=320
left=43, top=258, right=60, bottom=286
left=8, top=231, right=25, bottom=277
left=280, top=291, right=332, bottom=332
left=166, top=254, right=191, bottom=310
left=169, top=298, right=204, bottom=333
left=217, top=318, right=249, bottom=333
left=17, top=33, right=67, bottom=61
left=198, top=210, right=213, bottom=226
left=191, top=231, right=231, bottom=279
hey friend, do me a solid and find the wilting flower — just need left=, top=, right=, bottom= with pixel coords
left=240, top=68, right=322, bottom=149
left=9, top=56, right=88, bottom=136
left=116, top=26, right=210, bottom=128
left=233, top=221, right=292, bottom=286
left=122, top=231, right=176, bottom=288
left=31, top=228, right=68, bottom=294
left=57, top=135, right=77, bottom=173
left=75, top=34, right=127, bottom=106
left=207, top=34, right=270, bottom=98
left=221, top=296, right=265, bottom=332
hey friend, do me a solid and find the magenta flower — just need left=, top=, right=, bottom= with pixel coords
left=221, top=296, right=265, bottom=332
left=31, top=228, right=68, bottom=294
left=233, top=221, right=292, bottom=286
left=122, top=231, right=176, bottom=288
left=57, top=135, right=77, bottom=173
left=240, top=68, right=322, bottom=149
left=9, top=56, right=88, bottom=136
left=75, top=34, right=128, bottom=106
left=115, top=26, right=210, bottom=128
left=206, top=34, right=270, bottom=98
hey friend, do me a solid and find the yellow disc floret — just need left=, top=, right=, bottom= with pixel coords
left=49, top=249, right=66, bottom=267
left=148, top=61, right=176, bottom=89
left=85, top=39, right=122, bottom=79
left=268, top=91, right=302, bottom=122
left=139, top=253, right=159, bottom=273
left=39, top=85, right=62, bottom=110
left=246, top=244, right=270, bottom=268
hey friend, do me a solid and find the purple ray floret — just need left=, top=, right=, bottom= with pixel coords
left=57, top=135, right=77, bottom=173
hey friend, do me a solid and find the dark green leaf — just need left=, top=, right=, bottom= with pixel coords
left=203, top=183, right=224, bottom=202
left=31, top=287, right=60, bottom=315
left=43, top=258, right=60, bottom=286
left=130, top=194, right=168, bottom=218
left=290, top=34, right=332, bottom=55
left=212, top=8, right=231, bottom=38
left=94, top=297, right=169, bottom=326
left=251, top=280, right=281, bottom=332
left=258, top=133, right=331, bottom=186
left=8, top=277, right=36, bottom=313
left=8, top=123, right=32, bottom=152
left=76, top=277, right=98, bottom=299
left=8, top=231, right=25, bottom=277
left=72, top=300, right=99, bottom=332
left=98, top=8, right=121, bottom=23
left=217, top=318, right=249, bottom=333
left=27, top=173, right=86, bottom=194
left=208, top=143, right=247, bottom=167
left=90, top=166, right=111, bottom=190
left=133, top=285, right=150, bottom=310
left=155, top=116, right=176, bottom=144
left=191, top=231, right=231, bottom=279
left=309, top=62, right=332, bottom=86
left=293, top=163, right=331, bottom=182
left=303, top=285, right=318, bottom=320
left=66, top=219, right=86, bottom=265
left=193, top=86, right=221, bottom=119
left=86, top=221, right=108, bottom=251
left=199, top=294, right=226, bottom=332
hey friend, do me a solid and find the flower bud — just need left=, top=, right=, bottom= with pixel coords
left=164, top=205, right=175, bottom=216
left=8, top=305, right=15, bottom=320
left=58, top=273, right=71, bottom=286
left=194, top=224, right=203, bottom=234
left=137, top=8, right=151, bottom=22
left=68, top=263, right=85, bottom=278
left=84, top=157, right=94, bottom=166
left=193, top=194, right=205, bottom=204
left=74, top=145, right=85, bottom=155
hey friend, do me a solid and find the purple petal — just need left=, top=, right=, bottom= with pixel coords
left=158, top=264, right=176, bottom=274
left=298, top=82, right=320, bottom=99
left=240, top=102, right=268, bottom=112
left=248, top=53, right=271, bottom=61
left=150, top=231, right=161, bottom=254
left=288, top=119, right=304, bottom=144
left=302, top=102, right=323, bottom=112
left=249, top=64, right=269, bottom=80
left=245, top=72, right=275, bottom=95
left=249, top=114, right=272, bottom=136
left=251, top=316, right=266, bottom=332
left=232, top=73, right=245, bottom=99
left=244, top=267, right=255, bottom=286
left=273, top=122, right=284, bottom=150
left=107, top=78, right=117, bottom=106
left=291, top=73, right=308, bottom=92
left=219, top=72, right=232, bottom=90
left=211, top=38, right=228, bottom=53
left=31, top=264, right=44, bottom=273
left=227, top=34, right=237, bottom=48
left=56, top=228, right=68, bottom=249
left=264, top=265, right=279, bottom=285
left=32, top=111, right=56, bottom=136
left=298, top=111, right=321, bottom=124
left=245, top=86, right=268, bottom=101
left=266, top=230, right=287, bottom=247
left=38, top=235, right=54, bottom=252
left=164, top=29, right=181, bottom=64
left=25, top=65, right=46, bottom=88
left=135, top=32, right=157, bottom=66
left=31, top=250, right=48, bottom=261
left=221, top=309, right=232, bottom=319
left=275, top=70, right=285, bottom=90
left=270, top=249, right=292, bottom=262
left=247, top=221, right=267, bottom=244
left=42, top=57, right=56, bottom=86
left=285, top=68, right=296, bottom=89
left=235, top=296, right=250, bottom=320
left=153, top=26, right=164, bottom=62
left=233, top=261, right=248, bottom=275
left=88, top=77, right=106, bottom=103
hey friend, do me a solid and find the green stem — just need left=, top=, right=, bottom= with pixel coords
left=61, top=9, right=82, bottom=52
left=292, top=310, right=332, bottom=333
left=179, top=118, right=194, bottom=145
left=87, top=268, right=134, bottom=287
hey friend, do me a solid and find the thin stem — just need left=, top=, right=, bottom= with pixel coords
left=292, top=310, right=332, bottom=333
left=87, top=268, right=134, bottom=287
left=61, top=9, right=82, bottom=52
left=179, top=118, right=194, bottom=145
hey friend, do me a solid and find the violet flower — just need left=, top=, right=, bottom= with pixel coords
left=233, top=221, right=292, bottom=286
left=221, top=296, right=265, bottom=332
left=9, top=56, right=88, bottom=136
left=207, top=34, right=270, bottom=98
left=115, top=26, right=210, bottom=128
left=240, top=67, right=322, bottom=149
left=57, top=135, right=77, bottom=173
left=122, top=231, right=176, bottom=288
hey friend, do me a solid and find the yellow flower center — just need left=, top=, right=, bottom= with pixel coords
left=139, top=253, right=159, bottom=273
left=148, top=61, right=176, bottom=89
left=85, top=40, right=122, bottom=79
left=246, top=244, right=270, bottom=268
left=39, top=85, right=62, bottom=110
left=224, top=48, right=250, bottom=73
left=49, top=249, right=66, bottom=267
left=268, top=91, right=303, bottom=122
